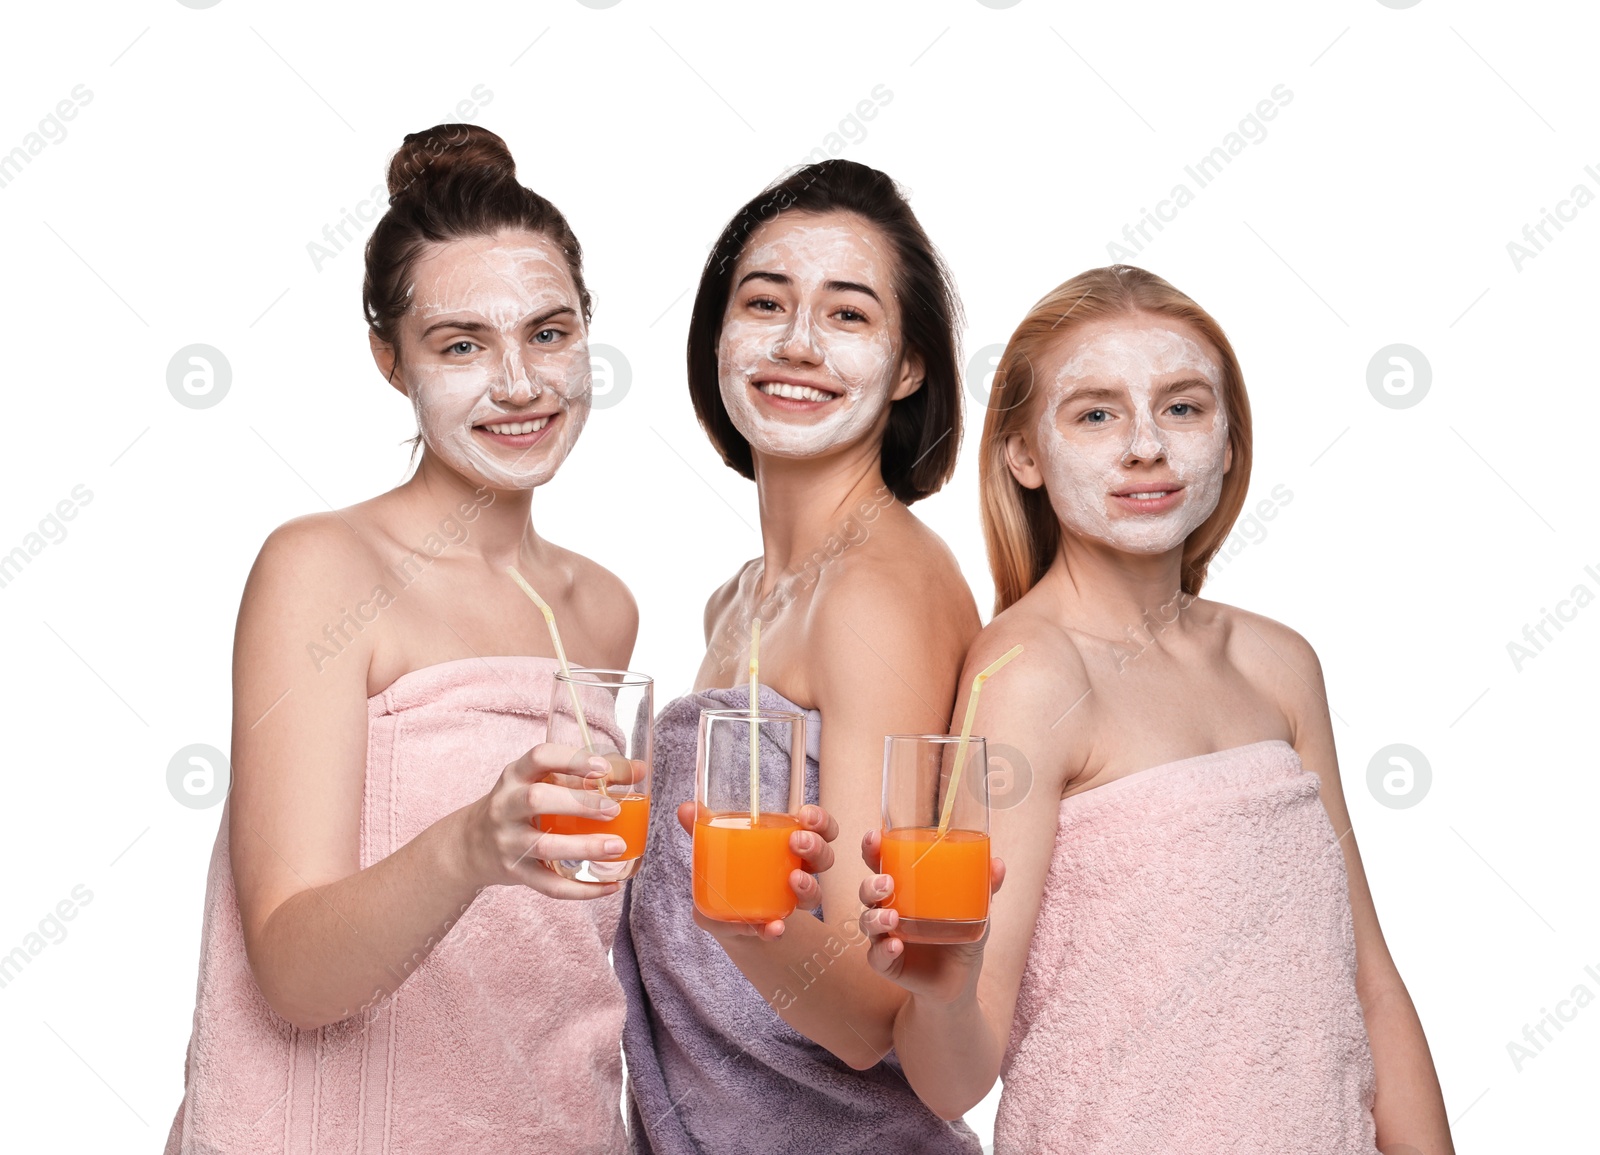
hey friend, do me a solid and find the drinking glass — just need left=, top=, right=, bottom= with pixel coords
left=691, top=707, right=806, bottom=925
left=537, top=667, right=653, bottom=883
left=880, top=734, right=991, bottom=944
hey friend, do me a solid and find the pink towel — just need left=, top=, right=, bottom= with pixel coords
left=165, top=655, right=626, bottom=1154
left=995, top=740, right=1378, bottom=1155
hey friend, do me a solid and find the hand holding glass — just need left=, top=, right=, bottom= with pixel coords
left=536, top=668, right=653, bottom=883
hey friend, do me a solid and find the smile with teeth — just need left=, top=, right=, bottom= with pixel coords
left=1124, top=490, right=1173, bottom=502
left=480, top=416, right=552, bottom=436
left=756, top=380, right=837, bottom=403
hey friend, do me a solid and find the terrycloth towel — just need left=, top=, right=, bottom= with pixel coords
left=166, top=655, right=627, bottom=1155
left=614, top=683, right=981, bottom=1155
left=995, top=739, right=1379, bottom=1155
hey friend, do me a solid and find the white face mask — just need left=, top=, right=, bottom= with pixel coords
left=717, top=216, right=903, bottom=459
left=400, top=231, right=591, bottom=490
left=1033, top=320, right=1229, bottom=554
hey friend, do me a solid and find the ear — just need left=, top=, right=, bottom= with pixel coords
left=890, top=349, right=925, bottom=402
left=1223, top=431, right=1234, bottom=474
left=370, top=329, right=406, bottom=398
left=1004, top=429, right=1046, bottom=491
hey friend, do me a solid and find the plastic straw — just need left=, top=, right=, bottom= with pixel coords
left=505, top=565, right=605, bottom=798
left=748, top=618, right=761, bottom=825
left=935, top=644, right=1023, bottom=838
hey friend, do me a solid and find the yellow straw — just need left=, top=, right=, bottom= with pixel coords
left=748, top=618, right=761, bottom=825
left=935, top=644, right=1023, bottom=838
left=506, top=565, right=605, bottom=799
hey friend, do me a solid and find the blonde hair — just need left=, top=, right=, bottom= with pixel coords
left=979, top=265, right=1253, bottom=614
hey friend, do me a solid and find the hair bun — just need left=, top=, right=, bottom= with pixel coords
left=386, top=123, right=515, bottom=203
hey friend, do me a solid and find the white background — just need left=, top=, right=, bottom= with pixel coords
left=2, top=1, right=1596, bottom=1150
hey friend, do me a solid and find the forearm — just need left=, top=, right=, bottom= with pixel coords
left=892, top=987, right=1005, bottom=1120
left=244, top=805, right=485, bottom=1030
left=1364, top=982, right=1454, bottom=1154
left=720, top=912, right=905, bottom=1068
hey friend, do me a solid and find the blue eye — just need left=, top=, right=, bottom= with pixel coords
left=448, top=340, right=476, bottom=355
left=533, top=328, right=560, bottom=344
left=1083, top=408, right=1110, bottom=424
left=1169, top=402, right=1194, bottom=417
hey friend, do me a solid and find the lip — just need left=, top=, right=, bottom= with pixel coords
left=749, top=374, right=842, bottom=412
left=1109, top=484, right=1186, bottom=515
left=473, top=410, right=560, bottom=449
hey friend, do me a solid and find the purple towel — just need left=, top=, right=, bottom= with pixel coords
left=614, top=683, right=981, bottom=1155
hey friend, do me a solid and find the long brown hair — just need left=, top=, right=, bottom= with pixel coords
left=979, top=265, right=1253, bottom=614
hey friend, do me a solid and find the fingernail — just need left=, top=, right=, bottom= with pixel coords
left=601, top=802, right=622, bottom=816
left=604, top=838, right=627, bottom=855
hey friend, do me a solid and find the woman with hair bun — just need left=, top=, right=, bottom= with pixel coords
left=166, top=124, right=637, bottom=1153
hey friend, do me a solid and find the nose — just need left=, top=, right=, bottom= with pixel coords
left=769, top=308, right=823, bottom=366
left=492, top=348, right=539, bottom=406
left=1122, top=408, right=1167, bottom=466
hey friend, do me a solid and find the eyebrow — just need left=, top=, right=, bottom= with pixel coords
left=735, top=270, right=883, bottom=306
left=419, top=304, right=576, bottom=339
left=1056, top=384, right=1122, bottom=404
left=1058, top=377, right=1219, bottom=402
left=1156, top=376, right=1220, bottom=395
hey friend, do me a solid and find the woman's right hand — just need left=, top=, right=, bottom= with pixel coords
left=463, top=743, right=630, bottom=898
left=857, top=828, right=1006, bottom=1004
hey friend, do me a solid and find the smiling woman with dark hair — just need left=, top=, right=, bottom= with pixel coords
left=613, top=159, right=984, bottom=1154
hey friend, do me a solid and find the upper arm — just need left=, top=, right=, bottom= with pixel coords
left=1239, top=614, right=1403, bottom=1001
left=964, top=624, right=1088, bottom=1038
left=229, top=517, right=377, bottom=952
left=807, top=563, right=969, bottom=928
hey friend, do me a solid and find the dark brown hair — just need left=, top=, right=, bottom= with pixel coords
left=363, top=123, right=591, bottom=384
left=686, top=159, right=963, bottom=505
left=980, top=265, right=1254, bottom=612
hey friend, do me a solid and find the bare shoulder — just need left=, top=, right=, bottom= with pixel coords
left=815, top=503, right=980, bottom=626
left=1206, top=598, right=1327, bottom=716
left=545, top=541, right=639, bottom=665
left=247, top=510, right=386, bottom=610
left=960, top=590, right=1094, bottom=794
left=703, top=558, right=758, bottom=642
left=973, top=591, right=1092, bottom=703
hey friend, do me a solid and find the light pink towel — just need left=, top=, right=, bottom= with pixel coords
left=166, top=655, right=626, bottom=1154
left=996, top=739, right=1378, bottom=1155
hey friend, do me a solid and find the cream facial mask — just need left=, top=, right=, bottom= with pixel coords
left=404, top=234, right=591, bottom=490
left=1034, top=322, right=1228, bottom=553
left=717, top=220, right=899, bottom=458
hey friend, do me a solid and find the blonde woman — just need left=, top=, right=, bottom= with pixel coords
left=858, top=266, right=1453, bottom=1155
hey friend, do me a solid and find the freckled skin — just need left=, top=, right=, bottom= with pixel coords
left=1035, top=323, right=1229, bottom=553
left=401, top=233, right=592, bottom=491
left=718, top=219, right=901, bottom=457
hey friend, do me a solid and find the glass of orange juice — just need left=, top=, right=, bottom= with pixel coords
left=691, top=707, right=806, bottom=925
left=537, top=667, right=653, bottom=883
left=880, top=734, right=991, bottom=944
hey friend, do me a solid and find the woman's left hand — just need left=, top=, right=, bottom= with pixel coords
left=676, top=801, right=838, bottom=940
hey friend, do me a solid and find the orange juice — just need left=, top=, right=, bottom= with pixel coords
left=882, top=827, right=990, bottom=932
left=538, top=792, right=650, bottom=859
left=693, top=811, right=802, bottom=923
